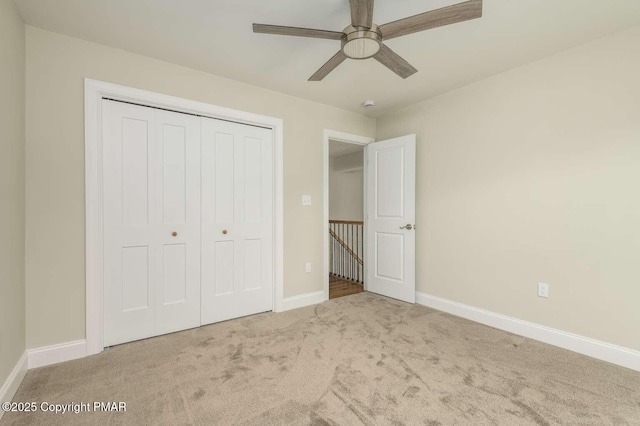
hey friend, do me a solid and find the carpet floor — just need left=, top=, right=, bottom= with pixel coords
left=2, top=292, right=639, bottom=425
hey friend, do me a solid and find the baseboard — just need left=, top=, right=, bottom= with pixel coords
left=0, top=352, right=28, bottom=420
left=27, top=340, right=87, bottom=369
left=416, top=292, right=640, bottom=372
left=280, top=290, right=326, bottom=312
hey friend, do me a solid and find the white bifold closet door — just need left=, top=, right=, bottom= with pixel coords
left=103, top=100, right=201, bottom=347
left=200, top=118, right=274, bottom=325
left=102, top=99, right=274, bottom=347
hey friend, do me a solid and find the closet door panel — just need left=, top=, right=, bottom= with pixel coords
left=103, top=101, right=201, bottom=346
left=103, top=101, right=157, bottom=346
left=201, top=118, right=273, bottom=325
left=154, top=110, right=201, bottom=335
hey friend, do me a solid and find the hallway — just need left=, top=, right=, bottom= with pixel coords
left=329, top=275, right=365, bottom=299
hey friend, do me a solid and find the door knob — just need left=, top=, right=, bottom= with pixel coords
left=400, top=224, right=413, bottom=230
left=222, top=229, right=228, bottom=235
left=172, top=231, right=178, bottom=237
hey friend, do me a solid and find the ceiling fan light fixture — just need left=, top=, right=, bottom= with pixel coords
left=341, top=25, right=382, bottom=60
left=343, top=37, right=380, bottom=59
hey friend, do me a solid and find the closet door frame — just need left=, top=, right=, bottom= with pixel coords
left=84, top=78, right=284, bottom=356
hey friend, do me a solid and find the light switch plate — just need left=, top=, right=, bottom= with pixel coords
left=302, top=195, right=312, bottom=206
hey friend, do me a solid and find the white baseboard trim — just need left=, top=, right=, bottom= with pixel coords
left=416, top=292, right=640, bottom=372
left=27, top=340, right=87, bottom=369
left=0, top=352, right=28, bottom=420
left=280, top=290, right=326, bottom=312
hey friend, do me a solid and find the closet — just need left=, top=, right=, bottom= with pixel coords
left=102, top=99, right=273, bottom=346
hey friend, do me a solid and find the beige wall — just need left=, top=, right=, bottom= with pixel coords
left=377, top=25, right=640, bottom=351
left=25, top=26, right=376, bottom=349
left=0, top=0, right=26, bottom=384
left=329, top=151, right=364, bottom=221
left=329, top=168, right=364, bottom=222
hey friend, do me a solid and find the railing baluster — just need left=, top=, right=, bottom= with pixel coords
left=349, top=224, right=355, bottom=279
left=343, top=223, right=346, bottom=279
left=330, top=222, right=333, bottom=276
left=338, top=224, right=344, bottom=277
left=329, top=224, right=335, bottom=274
left=339, top=223, right=342, bottom=278
left=347, top=223, right=350, bottom=280
left=356, top=224, right=359, bottom=283
left=344, top=223, right=347, bottom=279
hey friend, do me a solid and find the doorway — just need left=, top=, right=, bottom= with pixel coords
left=323, top=130, right=417, bottom=305
left=323, top=130, right=374, bottom=300
left=329, top=140, right=365, bottom=299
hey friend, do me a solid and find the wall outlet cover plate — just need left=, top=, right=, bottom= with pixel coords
left=538, top=283, right=549, bottom=298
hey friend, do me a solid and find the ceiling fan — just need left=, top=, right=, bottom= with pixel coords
left=253, top=0, right=483, bottom=81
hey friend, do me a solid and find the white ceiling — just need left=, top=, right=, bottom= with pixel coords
left=15, top=0, right=640, bottom=117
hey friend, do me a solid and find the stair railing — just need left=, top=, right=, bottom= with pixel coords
left=329, top=220, right=364, bottom=284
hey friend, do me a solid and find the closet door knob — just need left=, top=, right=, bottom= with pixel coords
left=222, top=230, right=228, bottom=235
left=172, top=232, right=178, bottom=237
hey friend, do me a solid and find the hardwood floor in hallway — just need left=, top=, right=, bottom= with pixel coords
left=329, top=275, right=365, bottom=299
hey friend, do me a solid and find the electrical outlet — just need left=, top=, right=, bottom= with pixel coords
left=305, top=262, right=312, bottom=273
left=302, top=195, right=312, bottom=206
left=538, top=283, right=549, bottom=298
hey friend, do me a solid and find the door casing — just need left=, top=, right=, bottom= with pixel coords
left=85, top=79, right=284, bottom=356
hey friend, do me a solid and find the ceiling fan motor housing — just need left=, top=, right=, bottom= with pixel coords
left=341, top=25, right=383, bottom=59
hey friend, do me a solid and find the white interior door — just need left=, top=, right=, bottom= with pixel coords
left=365, top=134, right=416, bottom=303
left=200, top=118, right=274, bottom=325
left=103, top=100, right=201, bottom=346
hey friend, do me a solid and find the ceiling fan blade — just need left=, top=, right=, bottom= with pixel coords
left=374, top=44, right=417, bottom=79
left=350, top=0, right=374, bottom=29
left=379, top=0, right=482, bottom=40
left=253, top=24, right=343, bottom=40
left=309, top=51, right=348, bottom=81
